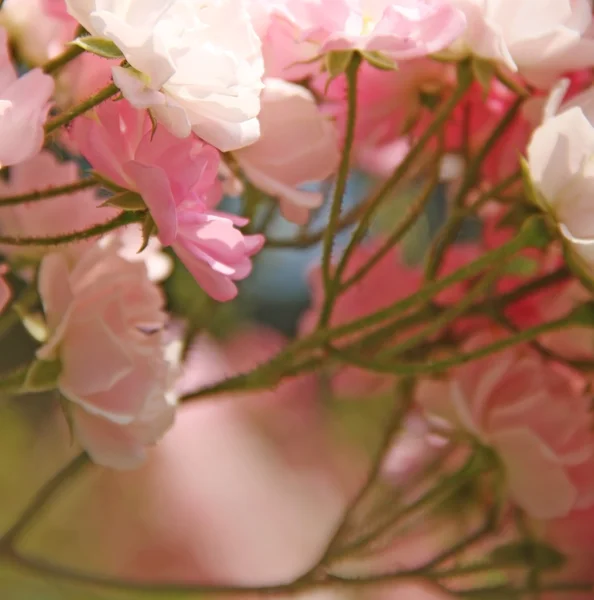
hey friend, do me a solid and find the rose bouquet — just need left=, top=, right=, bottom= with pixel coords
left=0, top=0, right=594, bottom=598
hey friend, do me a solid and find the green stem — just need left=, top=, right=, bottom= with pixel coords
left=45, top=82, right=120, bottom=135
left=319, top=53, right=361, bottom=327
left=320, top=216, right=548, bottom=348
left=425, top=95, right=524, bottom=280
left=342, top=164, right=439, bottom=291
left=333, top=314, right=573, bottom=376
left=379, top=266, right=503, bottom=360
left=181, top=217, right=551, bottom=402
left=334, top=60, right=473, bottom=288
left=0, top=179, right=97, bottom=207
left=1, top=453, right=89, bottom=546
left=0, top=211, right=142, bottom=247
left=318, top=380, right=414, bottom=564
left=265, top=199, right=366, bottom=248
left=334, top=460, right=472, bottom=560
left=42, top=44, right=85, bottom=74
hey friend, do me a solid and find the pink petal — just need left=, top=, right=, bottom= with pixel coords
left=124, top=161, right=178, bottom=245
left=73, top=408, right=146, bottom=470
left=492, top=428, right=578, bottom=519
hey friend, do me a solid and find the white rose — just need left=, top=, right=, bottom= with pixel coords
left=527, top=86, right=594, bottom=272
left=450, top=0, right=594, bottom=88
left=65, top=0, right=265, bottom=151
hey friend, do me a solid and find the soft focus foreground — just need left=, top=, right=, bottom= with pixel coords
left=1, top=1, right=594, bottom=599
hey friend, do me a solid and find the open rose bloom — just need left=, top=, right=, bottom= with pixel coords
left=3, top=0, right=594, bottom=598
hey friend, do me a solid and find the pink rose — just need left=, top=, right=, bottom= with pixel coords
left=234, top=78, right=340, bottom=225
left=70, top=100, right=264, bottom=301
left=0, top=26, right=54, bottom=167
left=37, top=242, right=178, bottom=469
left=417, top=332, right=594, bottom=519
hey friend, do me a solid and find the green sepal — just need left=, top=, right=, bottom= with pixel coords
left=472, top=57, right=495, bottom=96
left=324, top=50, right=355, bottom=93
left=360, top=50, right=397, bottom=71
left=24, top=359, right=61, bottom=393
left=138, top=213, right=157, bottom=253
left=101, top=190, right=146, bottom=211
left=72, top=36, right=124, bottom=60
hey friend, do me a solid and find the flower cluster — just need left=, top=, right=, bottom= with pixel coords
left=1, top=0, right=594, bottom=597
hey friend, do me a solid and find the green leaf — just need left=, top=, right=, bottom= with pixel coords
left=490, top=540, right=566, bottom=571
left=361, top=50, right=397, bottom=71
left=72, top=36, right=124, bottom=59
left=24, top=359, right=61, bottom=393
left=101, top=190, right=146, bottom=211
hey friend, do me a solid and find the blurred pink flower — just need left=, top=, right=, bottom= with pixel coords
left=0, top=0, right=76, bottom=64
left=57, top=327, right=363, bottom=584
left=234, top=78, right=339, bottom=225
left=57, top=53, right=116, bottom=109
left=0, top=27, right=54, bottom=168
left=37, top=242, right=178, bottom=469
left=70, top=101, right=264, bottom=301
left=116, top=225, right=173, bottom=283
left=0, top=151, right=112, bottom=258
left=43, top=0, right=72, bottom=20
left=417, top=332, right=594, bottom=519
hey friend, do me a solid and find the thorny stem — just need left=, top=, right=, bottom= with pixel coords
left=45, top=82, right=120, bottom=135
left=180, top=217, right=552, bottom=402
left=332, top=313, right=574, bottom=376
left=319, top=53, right=361, bottom=327
left=341, top=162, right=439, bottom=291
left=424, top=94, right=525, bottom=280
left=42, top=44, right=85, bottom=74
left=0, top=179, right=97, bottom=207
left=333, top=60, right=474, bottom=291
left=0, top=211, right=143, bottom=246
left=316, top=380, right=415, bottom=565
